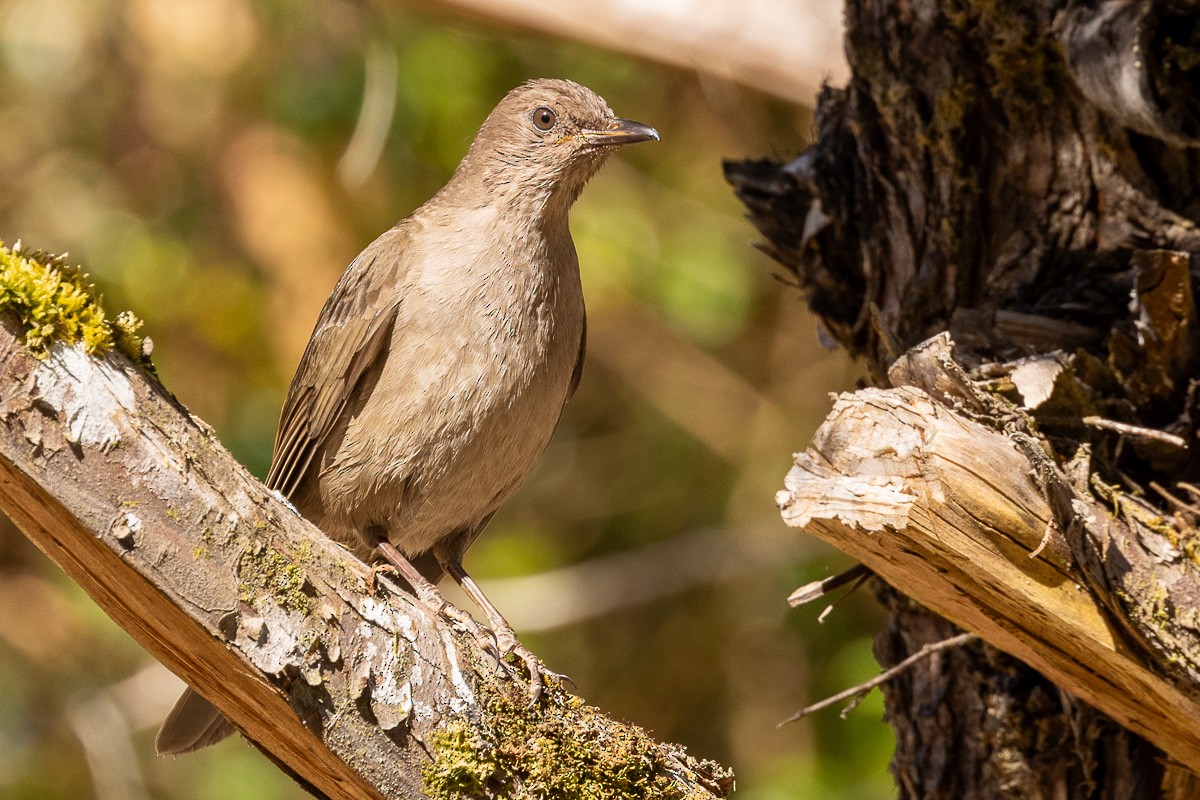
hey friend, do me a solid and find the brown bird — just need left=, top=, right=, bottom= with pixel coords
left=155, top=78, right=658, bottom=754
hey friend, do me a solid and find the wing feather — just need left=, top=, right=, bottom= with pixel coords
left=265, top=228, right=408, bottom=496
left=567, top=312, right=586, bottom=400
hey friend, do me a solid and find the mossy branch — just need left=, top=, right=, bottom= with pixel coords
left=0, top=244, right=732, bottom=800
left=0, top=240, right=147, bottom=362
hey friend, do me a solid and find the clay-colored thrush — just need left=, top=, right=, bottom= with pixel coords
left=156, top=78, right=658, bottom=754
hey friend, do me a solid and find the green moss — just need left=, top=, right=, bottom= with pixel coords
left=423, top=681, right=725, bottom=800
left=929, top=76, right=977, bottom=181
left=238, top=541, right=312, bottom=614
left=943, top=0, right=1067, bottom=123
left=0, top=240, right=146, bottom=362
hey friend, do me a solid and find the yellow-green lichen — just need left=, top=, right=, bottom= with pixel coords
left=929, top=75, right=978, bottom=185
left=1097, top=480, right=1185, bottom=546
left=238, top=541, right=312, bottom=614
left=943, top=0, right=1068, bottom=123
left=423, top=681, right=728, bottom=800
left=0, top=241, right=146, bottom=362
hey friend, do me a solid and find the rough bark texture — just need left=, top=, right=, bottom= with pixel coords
left=0, top=312, right=732, bottom=800
left=727, top=0, right=1200, bottom=797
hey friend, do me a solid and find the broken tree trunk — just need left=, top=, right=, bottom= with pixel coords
left=0, top=249, right=732, bottom=800
left=727, top=0, right=1200, bottom=797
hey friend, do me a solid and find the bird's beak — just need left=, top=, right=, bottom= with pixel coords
left=580, top=118, right=660, bottom=146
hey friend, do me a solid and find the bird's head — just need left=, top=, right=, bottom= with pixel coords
left=452, top=78, right=659, bottom=216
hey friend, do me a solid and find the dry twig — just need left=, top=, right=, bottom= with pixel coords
left=778, top=632, right=979, bottom=727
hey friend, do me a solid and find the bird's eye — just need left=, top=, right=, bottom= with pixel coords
left=531, top=106, right=557, bottom=132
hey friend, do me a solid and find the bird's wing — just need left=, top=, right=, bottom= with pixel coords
left=266, top=227, right=409, bottom=497
left=567, top=311, right=586, bottom=400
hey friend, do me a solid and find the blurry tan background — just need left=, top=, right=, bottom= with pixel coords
left=0, top=0, right=892, bottom=797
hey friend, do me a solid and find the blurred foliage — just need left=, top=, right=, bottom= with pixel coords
left=0, top=0, right=888, bottom=798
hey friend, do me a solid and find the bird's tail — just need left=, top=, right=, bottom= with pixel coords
left=155, top=687, right=235, bottom=755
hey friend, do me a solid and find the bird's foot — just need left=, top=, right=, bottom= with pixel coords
left=493, top=628, right=572, bottom=705
left=437, top=604, right=503, bottom=665
left=368, top=562, right=402, bottom=594
left=369, top=563, right=502, bottom=663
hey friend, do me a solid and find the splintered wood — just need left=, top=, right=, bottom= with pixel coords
left=778, top=354, right=1200, bottom=775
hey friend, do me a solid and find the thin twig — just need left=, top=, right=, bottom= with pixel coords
left=1151, top=481, right=1200, bottom=516
left=787, top=564, right=871, bottom=608
left=1176, top=482, right=1200, bottom=503
left=778, top=632, right=979, bottom=727
left=818, top=570, right=871, bottom=623
left=1082, top=416, right=1188, bottom=449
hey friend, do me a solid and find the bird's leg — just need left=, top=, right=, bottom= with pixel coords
left=443, top=560, right=570, bottom=704
left=373, top=541, right=501, bottom=663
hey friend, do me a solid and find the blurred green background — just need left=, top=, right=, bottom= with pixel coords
left=0, top=0, right=889, bottom=797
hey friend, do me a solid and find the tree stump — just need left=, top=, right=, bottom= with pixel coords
left=727, top=1, right=1200, bottom=797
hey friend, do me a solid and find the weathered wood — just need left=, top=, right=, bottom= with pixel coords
left=778, top=380, right=1200, bottom=774
left=0, top=314, right=731, bottom=800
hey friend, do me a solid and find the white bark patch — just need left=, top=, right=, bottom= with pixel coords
left=358, top=597, right=389, bottom=627
left=36, top=344, right=135, bottom=451
left=368, top=645, right=413, bottom=730
left=353, top=602, right=422, bottom=726
left=271, top=489, right=301, bottom=516
left=241, top=615, right=300, bottom=676
left=439, top=627, right=474, bottom=712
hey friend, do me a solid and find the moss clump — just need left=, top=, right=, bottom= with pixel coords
left=943, top=0, right=1068, bottom=123
left=0, top=240, right=146, bottom=362
left=238, top=540, right=312, bottom=614
left=423, top=681, right=727, bottom=800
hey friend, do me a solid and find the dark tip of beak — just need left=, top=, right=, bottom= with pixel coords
left=582, top=118, right=660, bottom=146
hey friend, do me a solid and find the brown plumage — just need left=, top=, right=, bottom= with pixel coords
left=156, top=78, right=657, bottom=755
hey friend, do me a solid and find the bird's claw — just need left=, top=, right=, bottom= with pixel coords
left=436, top=605, right=506, bottom=664
left=368, top=565, right=505, bottom=665
left=516, top=647, right=545, bottom=707
left=546, top=667, right=576, bottom=691
left=493, top=633, right=571, bottom=706
left=368, top=562, right=400, bottom=594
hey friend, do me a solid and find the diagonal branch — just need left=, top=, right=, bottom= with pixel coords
left=406, top=0, right=847, bottom=105
left=0, top=304, right=732, bottom=799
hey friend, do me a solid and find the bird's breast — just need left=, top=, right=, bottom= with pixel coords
left=318, top=216, right=584, bottom=555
